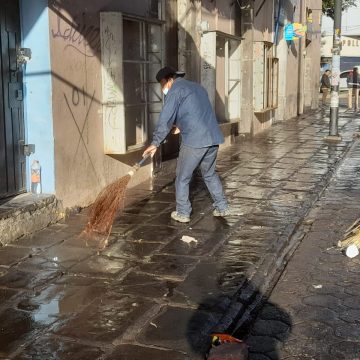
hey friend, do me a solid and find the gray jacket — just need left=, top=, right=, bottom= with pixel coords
left=151, top=78, right=224, bottom=148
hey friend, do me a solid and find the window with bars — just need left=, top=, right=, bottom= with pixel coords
left=100, top=12, right=163, bottom=154
left=254, top=42, right=279, bottom=112
left=201, top=31, right=241, bottom=123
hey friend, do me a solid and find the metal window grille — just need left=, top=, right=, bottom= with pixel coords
left=254, top=42, right=279, bottom=112
left=100, top=12, right=163, bottom=154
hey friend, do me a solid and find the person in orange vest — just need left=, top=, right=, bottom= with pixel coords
left=31, top=160, right=41, bottom=194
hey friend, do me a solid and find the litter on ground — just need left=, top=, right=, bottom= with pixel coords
left=345, top=244, right=359, bottom=258
left=181, top=235, right=198, bottom=244
left=312, top=284, right=322, bottom=289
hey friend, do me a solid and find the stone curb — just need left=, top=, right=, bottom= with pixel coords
left=0, top=194, right=63, bottom=246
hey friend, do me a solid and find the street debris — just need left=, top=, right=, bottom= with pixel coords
left=150, top=322, right=158, bottom=328
left=312, top=284, right=323, bottom=289
left=208, top=333, right=248, bottom=360
left=303, top=219, right=314, bottom=225
left=181, top=235, right=198, bottom=244
left=345, top=244, right=359, bottom=258
left=208, top=343, right=248, bottom=360
left=338, top=218, right=360, bottom=250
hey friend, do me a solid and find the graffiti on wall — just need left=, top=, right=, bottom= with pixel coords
left=51, top=14, right=101, bottom=57
left=63, top=87, right=98, bottom=174
left=64, top=87, right=94, bottom=150
left=71, top=85, right=87, bottom=107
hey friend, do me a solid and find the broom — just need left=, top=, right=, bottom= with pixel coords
left=83, top=154, right=150, bottom=238
left=338, top=218, right=360, bottom=249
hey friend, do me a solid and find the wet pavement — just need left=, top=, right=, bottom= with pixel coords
left=245, top=137, right=360, bottom=360
left=0, top=108, right=360, bottom=359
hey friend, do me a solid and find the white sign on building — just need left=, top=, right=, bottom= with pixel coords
left=321, top=35, right=360, bottom=58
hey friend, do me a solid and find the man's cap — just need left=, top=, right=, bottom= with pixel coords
left=156, top=66, right=185, bottom=82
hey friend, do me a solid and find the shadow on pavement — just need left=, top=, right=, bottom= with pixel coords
left=186, top=284, right=293, bottom=359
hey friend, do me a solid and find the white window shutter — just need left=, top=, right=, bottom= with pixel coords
left=201, top=32, right=216, bottom=108
left=100, top=12, right=126, bottom=154
left=253, top=42, right=265, bottom=112
left=228, top=39, right=241, bottom=121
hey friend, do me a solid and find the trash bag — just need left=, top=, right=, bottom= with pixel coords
left=207, top=343, right=248, bottom=360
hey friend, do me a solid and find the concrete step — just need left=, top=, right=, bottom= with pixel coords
left=0, top=193, right=63, bottom=246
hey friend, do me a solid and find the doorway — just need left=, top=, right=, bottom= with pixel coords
left=0, top=0, right=26, bottom=199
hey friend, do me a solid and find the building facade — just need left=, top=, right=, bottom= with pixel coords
left=321, top=0, right=360, bottom=72
left=0, top=0, right=321, bottom=209
left=321, top=34, right=360, bottom=71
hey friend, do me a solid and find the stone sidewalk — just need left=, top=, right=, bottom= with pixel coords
left=0, top=109, right=359, bottom=359
left=245, top=139, right=360, bottom=360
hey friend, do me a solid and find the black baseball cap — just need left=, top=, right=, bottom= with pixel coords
left=156, top=66, right=185, bottom=82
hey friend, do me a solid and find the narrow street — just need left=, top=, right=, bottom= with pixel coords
left=246, top=132, right=360, bottom=360
left=1, top=0, right=359, bottom=358
left=0, top=107, right=359, bottom=359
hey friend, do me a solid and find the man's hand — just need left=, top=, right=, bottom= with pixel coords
left=171, top=126, right=180, bottom=134
left=143, top=144, right=157, bottom=158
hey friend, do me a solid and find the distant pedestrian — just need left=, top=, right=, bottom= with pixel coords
left=142, top=66, right=229, bottom=223
left=320, top=70, right=331, bottom=106
left=347, top=67, right=360, bottom=110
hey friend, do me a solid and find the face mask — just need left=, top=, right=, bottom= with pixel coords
left=162, top=87, right=169, bottom=96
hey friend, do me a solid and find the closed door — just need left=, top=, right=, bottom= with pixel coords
left=0, top=0, right=25, bottom=199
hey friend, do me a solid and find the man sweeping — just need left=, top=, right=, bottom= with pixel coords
left=143, top=66, right=229, bottom=223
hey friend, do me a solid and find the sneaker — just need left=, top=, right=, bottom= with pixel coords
left=171, top=211, right=190, bottom=223
left=213, top=208, right=231, bottom=217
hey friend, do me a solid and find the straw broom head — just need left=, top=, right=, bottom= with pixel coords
left=84, top=174, right=131, bottom=236
left=338, top=232, right=360, bottom=249
left=338, top=219, right=360, bottom=249
left=83, top=154, right=149, bottom=238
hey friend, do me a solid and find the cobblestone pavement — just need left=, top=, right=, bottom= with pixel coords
left=245, top=139, right=360, bottom=360
left=0, top=108, right=359, bottom=359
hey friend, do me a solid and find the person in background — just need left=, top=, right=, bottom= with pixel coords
left=320, top=70, right=331, bottom=106
left=142, top=66, right=229, bottom=223
left=347, top=67, right=360, bottom=111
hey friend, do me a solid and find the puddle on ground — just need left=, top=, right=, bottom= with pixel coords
left=16, top=284, right=105, bottom=324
